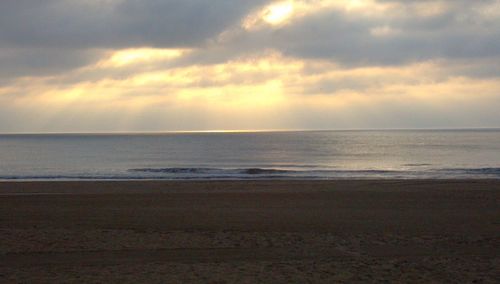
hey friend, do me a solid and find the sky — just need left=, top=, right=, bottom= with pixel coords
left=0, top=0, right=499, bottom=133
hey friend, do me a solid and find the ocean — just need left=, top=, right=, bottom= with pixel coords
left=0, top=130, right=499, bottom=180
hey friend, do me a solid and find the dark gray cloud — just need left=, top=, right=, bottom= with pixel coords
left=279, top=11, right=500, bottom=65
left=0, top=0, right=269, bottom=49
left=0, top=48, right=104, bottom=80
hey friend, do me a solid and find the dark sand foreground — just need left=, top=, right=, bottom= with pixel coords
left=1, top=180, right=499, bottom=283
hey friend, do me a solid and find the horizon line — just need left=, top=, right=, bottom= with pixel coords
left=1, top=127, right=499, bottom=135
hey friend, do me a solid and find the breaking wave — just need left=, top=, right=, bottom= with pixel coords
left=128, top=167, right=294, bottom=175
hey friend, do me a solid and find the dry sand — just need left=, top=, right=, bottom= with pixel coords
left=0, top=180, right=499, bottom=283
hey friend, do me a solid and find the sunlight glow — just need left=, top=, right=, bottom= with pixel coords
left=106, top=48, right=188, bottom=67
left=263, top=1, right=294, bottom=25
left=6, top=46, right=500, bottom=132
left=243, top=0, right=295, bottom=29
left=241, top=0, right=389, bottom=30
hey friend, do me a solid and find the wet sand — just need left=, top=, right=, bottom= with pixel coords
left=1, top=180, right=499, bottom=283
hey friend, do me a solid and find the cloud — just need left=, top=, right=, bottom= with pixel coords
left=0, top=48, right=105, bottom=81
left=182, top=0, right=500, bottom=67
left=2, top=0, right=499, bottom=78
left=0, top=0, right=269, bottom=78
left=0, top=0, right=270, bottom=49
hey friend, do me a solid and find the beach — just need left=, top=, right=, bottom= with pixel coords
left=1, top=180, right=499, bottom=283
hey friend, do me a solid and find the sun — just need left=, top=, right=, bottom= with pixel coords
left=263, top=1, right=294, bottom=25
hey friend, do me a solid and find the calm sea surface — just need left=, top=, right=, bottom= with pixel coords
left=0, top=130, right=499, bottom=180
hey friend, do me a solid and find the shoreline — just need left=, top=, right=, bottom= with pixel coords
left=0, top=179, right=499, bottom=196
left=2, top=177, right=499, bottom=187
